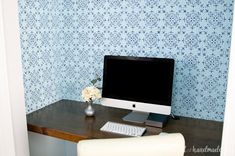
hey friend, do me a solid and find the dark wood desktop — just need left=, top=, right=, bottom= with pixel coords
left=27, top=100, right=223, bottom=156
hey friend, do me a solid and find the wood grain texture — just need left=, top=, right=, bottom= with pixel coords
left=27, top=100, right=223, bottom=156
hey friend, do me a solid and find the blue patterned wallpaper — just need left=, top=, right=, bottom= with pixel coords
left=18, top=0, right=234, bottom=121
left=18, top=0, right=65, bottom=113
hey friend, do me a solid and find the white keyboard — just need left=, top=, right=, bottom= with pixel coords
left=100, top=121, right=146, bottom=137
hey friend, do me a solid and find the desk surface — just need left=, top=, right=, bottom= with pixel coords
left=27, top=100, right=223, bottom=156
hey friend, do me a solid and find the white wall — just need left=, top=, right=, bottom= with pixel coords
left=28, top=132, right=77, bottom=156
left=0, top=0, right=29, bottom=156
left=65, top=140, right=77, bottom=156
left=221, top=3, right=235, bottom=156
left=28, top=132, right=66, bottom=156
left=0, top=2, right=17, bottom=156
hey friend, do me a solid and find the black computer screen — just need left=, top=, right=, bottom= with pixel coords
left=102, top=56, right=175, bottom=106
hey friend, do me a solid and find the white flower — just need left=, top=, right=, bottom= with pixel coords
left=82, top=86, right=101, bottom=102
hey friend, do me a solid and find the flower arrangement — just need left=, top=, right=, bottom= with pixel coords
left=82, top=86, right=101, bottom=102
left=81, top=77, right=101, bottom=116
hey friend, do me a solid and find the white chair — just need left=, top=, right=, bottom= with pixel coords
left=77, top=133, right=185, bottom=156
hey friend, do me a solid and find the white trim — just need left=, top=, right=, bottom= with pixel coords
left=0, top=0, right=29, bottom=156
left=101, top=98, right=171, bottom=115
left=0, top=2, right=16, bottom=155
left=221, top=4, right=235, bottom=156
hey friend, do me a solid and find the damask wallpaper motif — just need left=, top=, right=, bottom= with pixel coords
left=18, top=0, right=234, bottom=121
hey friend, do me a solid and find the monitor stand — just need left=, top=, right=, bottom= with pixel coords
left=122, top=111, right=149, bottom=123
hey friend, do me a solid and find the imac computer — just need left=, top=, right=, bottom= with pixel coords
left=101, top=55, right=175, bottom=123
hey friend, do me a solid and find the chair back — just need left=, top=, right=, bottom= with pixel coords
left=77, top=133, right=185, bottom=156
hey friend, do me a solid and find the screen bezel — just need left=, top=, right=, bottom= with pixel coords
left=102, top=55, right=175, bottom=107
left=101, top=55, right=175, bottom=115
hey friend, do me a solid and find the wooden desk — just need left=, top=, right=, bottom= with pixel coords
left=27, top=100, right=223, bottom=156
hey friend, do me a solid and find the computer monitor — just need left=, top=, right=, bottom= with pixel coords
left=101, top=55, right=175, bottom=123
